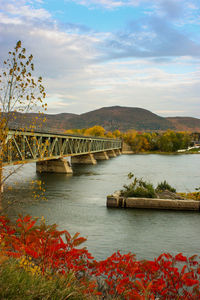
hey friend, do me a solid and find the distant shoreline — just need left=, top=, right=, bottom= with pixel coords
left=122, top=150, right=200, bottom=155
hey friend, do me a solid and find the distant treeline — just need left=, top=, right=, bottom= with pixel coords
left=122, top=130, right=191, bottom=152
left=65, top=126, right=192, bottom=152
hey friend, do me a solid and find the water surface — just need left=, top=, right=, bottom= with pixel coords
left=4, top=154, right=200, bottom=260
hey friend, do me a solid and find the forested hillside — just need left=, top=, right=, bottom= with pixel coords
left=5, top=106, right=200, bottom=132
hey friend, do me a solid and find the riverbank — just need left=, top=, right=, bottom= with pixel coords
left=122, top=150, right=200, bottom=155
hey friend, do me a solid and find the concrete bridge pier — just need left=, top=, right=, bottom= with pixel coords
left=107, top=149, right=117, bottom=158
left=122, top=142, right=133, bottom=154
left=94, top=151, right=109, bottom=160
left=115, top=149, right=122, bottom=155
left=36, top=158, right=73, bottom=173
left=71, top=153, right=97, bottom=165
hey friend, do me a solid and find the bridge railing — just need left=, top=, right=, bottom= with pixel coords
left=3, top=130, right=122, bottom=165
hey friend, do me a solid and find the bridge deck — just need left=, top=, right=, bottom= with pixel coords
left=3, top=130, right=122, bottom=166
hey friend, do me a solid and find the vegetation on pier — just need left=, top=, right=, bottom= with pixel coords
left=120, top=173, right=156, bottom=198
left=177, top=187, right=200, bottom=201
left=119, top=173, right=200, bottom=200
left=156, top=180, right=176, bottom=193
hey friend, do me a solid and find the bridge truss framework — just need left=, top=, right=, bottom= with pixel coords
left=3, top=130, right=122, bottom=166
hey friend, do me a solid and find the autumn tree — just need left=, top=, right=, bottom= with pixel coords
left=122, top=130, right=137, bottom=146
left=106, top=131, right=114, bottom=138
left=122, top=130, right=191, bottom=153
left=84, top=125, right=105, bottom=137
left=113, top=129, right=121, bottom=138
left=0, top=41, right=47, bottom=201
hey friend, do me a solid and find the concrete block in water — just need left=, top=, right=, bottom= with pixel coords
left=107, top=196, right=119, bottom=207
left=107, top=195, right=200, bottom=211
left=126, top=198, right=200, bottom=211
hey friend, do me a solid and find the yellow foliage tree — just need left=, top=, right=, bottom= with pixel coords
left=106, top=131, right=114, bottom=138
left=123, top=130, right=137, bottom=145
left=0, top=41, right=47, bottom=201
left=113, top=130, right=121, bottom=138
left=84, top=126, right=105, bottom=137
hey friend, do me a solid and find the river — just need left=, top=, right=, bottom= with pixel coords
left=3, top=154, right=200, bottom=260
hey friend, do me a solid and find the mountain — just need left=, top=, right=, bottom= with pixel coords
left=66, top=106, right=174, bottom=131
left=5, top=106, right=200, bottom=132
left=166, top=117, right=200, bottom=132
left=7, top=112, right=77, bottom=133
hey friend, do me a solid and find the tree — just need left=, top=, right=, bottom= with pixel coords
left=84, top=125, right=105, bottom=137
left=0, top=41, right=46, bottom=117
left=106, top=131, right=114, bottom=138
left=0, top=41, right=47, bottom=203
left=113, top=129, right=121, bottom=138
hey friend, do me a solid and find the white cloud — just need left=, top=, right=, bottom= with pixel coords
left=69, top=0, right=148, bottom=9
left=0, top=1, right=51, bottom=20
left=0, top=12, right=23, bottom=25
left=69, top=0, right=198, bottom=12
left=42, top=56, right=200, bottom=117
left=155, top=110, right=186, bottom=115
left=0, top=0, right=199, bottom=117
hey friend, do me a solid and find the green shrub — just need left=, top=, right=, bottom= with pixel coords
left=121, top=174, right=156, bottom=198
left=156, top=180, right=176, bottom=193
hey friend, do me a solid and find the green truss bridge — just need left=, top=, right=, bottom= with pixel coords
left=3, top=129, right=122, bottom=173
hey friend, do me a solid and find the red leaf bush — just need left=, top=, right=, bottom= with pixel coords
left=1, top=215, right=200, bottom=299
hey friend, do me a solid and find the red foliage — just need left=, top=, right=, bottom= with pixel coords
left=1, top=215, right=200, bottom=299
left=93, top=251, right=200, bottom=299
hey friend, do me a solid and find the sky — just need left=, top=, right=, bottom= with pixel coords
left=0, top=0, right=200, bottom=117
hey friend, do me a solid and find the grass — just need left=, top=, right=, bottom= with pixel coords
left=120, top=174, right=178, bottom=198
left=177, top=192, right=200, bottom=201
left=120, top=174, right=156, bottom=198
left=0, top=259, right=91, bottom=300
left=156, top=180, right=176, bottom=193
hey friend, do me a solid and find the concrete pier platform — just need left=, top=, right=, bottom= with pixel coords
left=107, top=194, right=200, bottom=211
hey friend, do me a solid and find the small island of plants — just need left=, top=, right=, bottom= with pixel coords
left=120, top=173, right=200, bottom=201
left=107, top=174, right=200, bottom=210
